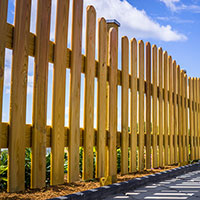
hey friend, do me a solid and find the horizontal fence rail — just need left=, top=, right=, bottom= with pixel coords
left=0, top=0, right=200, bottom=193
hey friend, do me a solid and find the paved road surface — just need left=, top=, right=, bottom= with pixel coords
left=104, top=170, right=200, bottom=200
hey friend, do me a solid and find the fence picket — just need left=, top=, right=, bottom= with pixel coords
left=96, top=18, right=107, bottom=178
left=83, top=6, right=96, bottom=180
left=173, top=61, right=178, bottom=163
left=159, top=48, right=163, bottom=167
left=178, top=66, right=183, bottom=164
left=181, top=71, right=186, bottom=164
left=108, top=28, right=118, bottom=180
left=138, top=41, right=144, bottom=171
left=121, top=36, right=129, bottom=175
left=189, top=78, right=194, bottom=160
left=68, top=0, right=83, bottom=182
left=185, top=75, right=189, bottom=162
left=198, top=78, right=200, bottom=158
left=8, top=0, right=31, bottom=192
left=51, top=0, right=70, bottom=185
left=32, top=0, right=51, bottom=188
left=146, top=42, right=151, bottom=169
left=152, top=45, right=157, bottom=168
left=130, top=38, right=137, bottom=173
left=168, top=56, right=173, bottom=164
left=194, top=78, right=198, bottom=160
left=163, top=51, right=168, bottom=165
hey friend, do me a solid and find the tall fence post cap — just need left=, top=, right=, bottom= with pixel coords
left=106, top=19, right=121, bottom=27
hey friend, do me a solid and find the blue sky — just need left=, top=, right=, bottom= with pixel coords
left=3, top=0, right=200, bottom=130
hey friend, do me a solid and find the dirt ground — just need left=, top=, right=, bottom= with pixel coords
left=0, top=165, right=178, bottom=200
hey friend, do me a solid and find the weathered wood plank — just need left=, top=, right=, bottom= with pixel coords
left=96, top=18, right=107, bottom=178
left=68, top=0, right=83, bottom=182
left=121, top=36, right=129, bottom=175
left=8, top=0, right=31, bottom=192
left=51, top=0, right=70, bottom=185
left=31, top=0, right=51, bottom=189
left=158, top=48, right=163, bottom=167
left=130, top=38, right=137, bottom=173
left=146, top=42, right=151, bottom=169
left=82, top=5, right=96, bottom=180
left=138, top=40, right=144, bottom=171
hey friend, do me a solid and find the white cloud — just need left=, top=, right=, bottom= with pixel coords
left=160, top=0, right=200, bottom=12
left=84, top=0, right=187, bottom=42
left=29, top=0, right=187, bottom=45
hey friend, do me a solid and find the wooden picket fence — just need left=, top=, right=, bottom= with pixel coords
left=0, top=0, right=200, bottom=193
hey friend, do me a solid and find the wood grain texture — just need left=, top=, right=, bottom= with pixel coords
left=168, top=56, right=173, bottom=164
left=96, top=18, right=107, bottom=178
left=0, top=0, right=8, bottom=149
left=8, top=0, right=31, bottom=192
left=121, top=36, right=129, bottom=175
left=51, top=0, right=69, bottom=185
left=130, top=38, right=137, bottom=173
left=173, top=61, right=178, bottom=164
left=152, top=45, right=157, bottom=168
left=108, top=28, right=118, bottom=179
left=68, top=0, right=83, bottom=182
left=83, top=6, right=96, bottom=180
left=163, top=51, right=168, bottom=165
left=158, top=48, right=164, bottom=167
left=146, top=42, right=151, bottom=169
left=31, top=0, right=51, bottom=189
left=138, top=40, right=144, bottom=171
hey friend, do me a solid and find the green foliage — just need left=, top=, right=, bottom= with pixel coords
left=0, top=150, right=8, bottom=190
